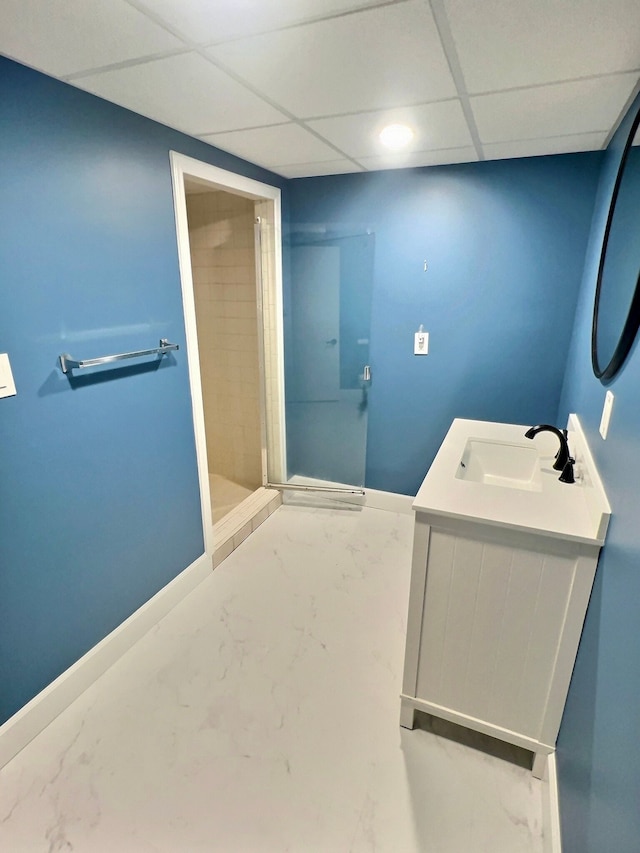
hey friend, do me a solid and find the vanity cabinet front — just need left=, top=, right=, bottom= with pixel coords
left=400, top=513, right=600, bottom=778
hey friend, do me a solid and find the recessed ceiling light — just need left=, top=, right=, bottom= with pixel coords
left=379, top=123, right=414, bottom=150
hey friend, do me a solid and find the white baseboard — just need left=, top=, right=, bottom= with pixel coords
left=0, top=552, right=211, bottom=770
left=311, top=488, right=414, bottom=515
left=363, top=488, right=414, bottom=515
left=542, top=752, right=563, bottom=853
left=284, top=476, right=414, bottom=515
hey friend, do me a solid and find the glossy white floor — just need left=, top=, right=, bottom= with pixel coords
left=0, top=502, right=544, bottom=852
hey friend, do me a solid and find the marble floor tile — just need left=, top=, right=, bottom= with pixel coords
left=0, top=504, right=544, bottom=852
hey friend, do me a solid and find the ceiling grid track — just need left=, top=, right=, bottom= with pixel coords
left=427, top=0, right=485, bottom=161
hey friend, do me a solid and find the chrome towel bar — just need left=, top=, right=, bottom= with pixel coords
left=59, top=338, right=179, bottom=374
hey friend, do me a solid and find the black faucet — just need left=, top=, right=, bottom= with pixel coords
left=524, top=424, right=575, bottom=484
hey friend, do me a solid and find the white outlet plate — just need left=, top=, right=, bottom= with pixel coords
left=599, top=390, right=614, bottom=439
left=0, top=353, right=16, bottom=398
left=414, top=331, right=429, bottom=355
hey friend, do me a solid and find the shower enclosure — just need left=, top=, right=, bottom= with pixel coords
left=172, top=153, right=375, bottom=561
left=185, top=186, right=263, bottom=523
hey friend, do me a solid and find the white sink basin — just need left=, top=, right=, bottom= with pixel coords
left=455, top=437, right=542, bottom=491
left=413, top=417, right=610, bottom=546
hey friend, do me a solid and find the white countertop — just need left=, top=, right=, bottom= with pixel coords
left=413, top=417, right=610, bottom=546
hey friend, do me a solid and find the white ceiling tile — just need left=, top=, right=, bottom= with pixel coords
left=275, top=160, right=365, bottom=179
left=471, top=75, right=639, bottom=144
left=74, top=53, right=288, bottom=135
left=207, top=1, right=457, bottom=118
left=201, top=124, right=345, bottom=168
left=136, top=0, right=384, bottom=44
left=0, top=0, right=182, bottom=77
left=3, top=0, right=636, bottom=167
left=483, top=133, right=608, bottom=162
left=356, top=146, right=478, bottom=171
left=445, top=0, right=640, bottom=93
left=307, top=101, right=473, bottom=158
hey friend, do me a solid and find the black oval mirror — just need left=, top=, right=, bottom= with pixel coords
left=592, top=94, right=640, bottom=383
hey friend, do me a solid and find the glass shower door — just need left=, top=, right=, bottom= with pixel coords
left=280, top=226, right=374, bottom=492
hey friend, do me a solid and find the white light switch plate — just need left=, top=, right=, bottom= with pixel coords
left=599, top=390, right=614, bottom=439
left=0, top=353, right=17, bottom=398
left=414, top=331, right=429, bottom=355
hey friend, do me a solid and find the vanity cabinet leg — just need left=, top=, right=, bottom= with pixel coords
left=532, top=752, right=547, bottom=779
left=400, top=698, right=416, bottom=730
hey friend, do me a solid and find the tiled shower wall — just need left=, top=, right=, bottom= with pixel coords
left=186, top=190, right=262, bottom=490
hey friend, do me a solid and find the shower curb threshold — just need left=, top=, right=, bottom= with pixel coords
left=212, top=487, right=282, bottom=568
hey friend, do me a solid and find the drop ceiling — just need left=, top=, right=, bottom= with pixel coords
left=2, top=0, right=639, bottom=178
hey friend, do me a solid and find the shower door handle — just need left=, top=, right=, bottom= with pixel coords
left=363, top=365, right=371, bottom=381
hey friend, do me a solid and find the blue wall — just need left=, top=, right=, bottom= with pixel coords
left=2, top=64, right=624, bottom=853
left=556, top=90, right=640, bottom=853
left=289, top=158, right=601, bottom=495
left=0, top=57, right=287, bottom=725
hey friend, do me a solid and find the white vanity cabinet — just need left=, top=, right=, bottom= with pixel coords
left=400, top=416, right=610, bottom=778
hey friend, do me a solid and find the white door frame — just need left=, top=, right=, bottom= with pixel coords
left=169, top=151, right=286, bottom=556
